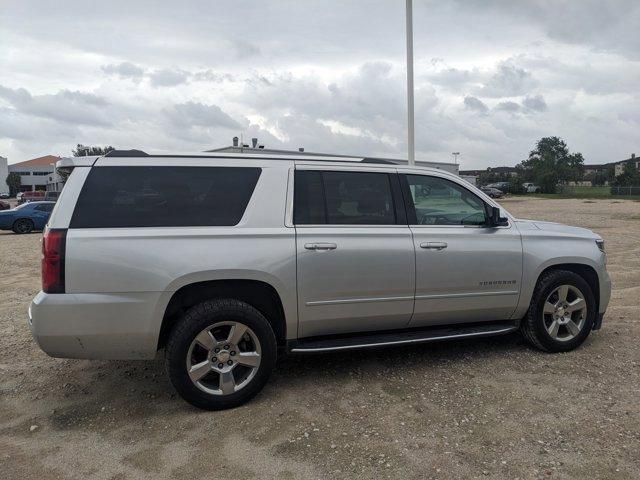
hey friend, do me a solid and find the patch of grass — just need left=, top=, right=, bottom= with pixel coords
left=511, top=191, right=640, bottom=201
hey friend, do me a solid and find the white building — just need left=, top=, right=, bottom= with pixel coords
left=0, top=156, right=8, bottom=196
left=8, top=155, right=60, bottom=192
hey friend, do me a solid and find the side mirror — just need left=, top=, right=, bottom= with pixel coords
left=490, top=206, right=509, bottom=227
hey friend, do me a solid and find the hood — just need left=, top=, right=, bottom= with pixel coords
left=515, top=219, right=601, bottom=240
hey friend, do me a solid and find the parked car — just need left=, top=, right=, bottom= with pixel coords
left=0, top=192, right=10, bottom=199
left=44, top=191, right=60, bottom=202
left=0, top=201, right=55, bottom=233
left=17, top=190, right=45, bottom=204
left=29, top=152, right=611, bottom=410
left=0, top=200, right=10, bottom=211
left=486, top=182, right=510, bottom=193
left=480, top=186, right=504, bottom=198
left=523, top=182, right=542, bottom=193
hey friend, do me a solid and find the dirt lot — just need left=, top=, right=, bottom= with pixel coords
left=1, top=197, right=639, bottom=479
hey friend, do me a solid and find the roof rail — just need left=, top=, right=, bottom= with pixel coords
left=360, top=158, right=396, bottom=165
left=104, top=149, right=149, bottom=157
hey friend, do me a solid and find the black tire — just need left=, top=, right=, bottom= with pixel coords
left=520, top=270, right=596, bottom=352
left=165, top=299, right=277, bottom=410
left=13, top=218, right=34, bottom=234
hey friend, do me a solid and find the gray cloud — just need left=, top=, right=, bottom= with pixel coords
left=101, top=62, right=145, bottom=79
left=522, top=94, right=547, bottom=112
left=478, top=63, right=536, bottom=98
left=495, top=101, right=521, bottom=113
left=164, top=102, right=241, bottom=130
left=464, top=96, right=489, bottom=114
left=149, top=68, right=189, bottom=87
left=0, top=85, right=112, bottom=126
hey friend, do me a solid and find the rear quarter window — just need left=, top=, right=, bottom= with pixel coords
left=70, top=166, right=261, bottom=228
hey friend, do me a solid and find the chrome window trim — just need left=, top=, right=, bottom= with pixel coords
left=291, top=165, right=406, bottom=228
left=399, top=170, right=513, bottom=230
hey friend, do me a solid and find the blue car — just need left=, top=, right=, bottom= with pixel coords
left=0, top=201, right=55, bottom=234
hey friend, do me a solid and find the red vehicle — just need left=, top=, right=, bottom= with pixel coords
left=0, top=200, right=10, bottom=211
left=17, top=191, right=45, bottom=204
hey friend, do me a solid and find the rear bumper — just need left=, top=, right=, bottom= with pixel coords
left=29, top=291, right=163, bottom=360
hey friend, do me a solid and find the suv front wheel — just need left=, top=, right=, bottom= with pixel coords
left=165, top=299, right=277, bottom=410
left=521, top=270, right=596, bottom=352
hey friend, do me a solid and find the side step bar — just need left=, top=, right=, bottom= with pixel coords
left=290, top=321, right=518, bottom=353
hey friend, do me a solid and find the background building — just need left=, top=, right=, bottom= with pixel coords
left=0, top=156, right=8, bottom=196
left=209, top=138, right=459, bottom=175
left=8, top=155, right=60, bottom=192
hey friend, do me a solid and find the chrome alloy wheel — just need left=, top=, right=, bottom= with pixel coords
left=186, top=321, right=262, bottom=395
left=543, top=285, right=587, bottom=342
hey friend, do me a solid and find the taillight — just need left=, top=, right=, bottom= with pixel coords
left=42, top=228, right=67, bottom=293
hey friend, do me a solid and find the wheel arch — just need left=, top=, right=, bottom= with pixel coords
left=157, top=278, right=288, bottom=351
left=536, top=263, right=600, bottom=313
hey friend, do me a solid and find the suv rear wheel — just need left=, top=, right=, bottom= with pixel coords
left=521, top=270, right=596, bottom=352
left=165, top=299, right=277, bottom=410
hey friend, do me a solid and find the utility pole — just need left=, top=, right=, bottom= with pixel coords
left=406, top=0, right=415, bottom=166
left=452, top=152, right=460, bottom=164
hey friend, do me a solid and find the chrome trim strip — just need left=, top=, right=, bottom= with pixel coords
left=415, top=290, right=519, bottom=300
left=306, top=295, right=414, bottom=306
left=291, top=326, right=517, bottom=352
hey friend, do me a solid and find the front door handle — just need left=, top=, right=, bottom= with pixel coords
left=420, top=241, right=448, bottom=250
left=304, top=243, right=337, bottom=251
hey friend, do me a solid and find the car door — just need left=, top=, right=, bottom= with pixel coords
left=294, top=166, right=415, bottom=338
left=400, top=172, right=523, bottom=326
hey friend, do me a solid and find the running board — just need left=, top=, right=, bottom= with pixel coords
left=290, top=322, right=518, bottom=353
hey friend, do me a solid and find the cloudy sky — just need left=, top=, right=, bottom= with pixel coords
left=1, top=1, right=638, bottom=168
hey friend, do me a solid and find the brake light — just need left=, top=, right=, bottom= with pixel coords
left=42, top=228, right=67, bottom=293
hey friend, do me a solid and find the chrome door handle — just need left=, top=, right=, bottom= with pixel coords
left=420, top=241, right=447, bottom=250
left=304, top=243, right=337, bottom=251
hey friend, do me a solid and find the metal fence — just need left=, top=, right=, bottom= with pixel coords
left=551, top=185, right=640, bottom=197
left=610, top=186, right=640, bottom=196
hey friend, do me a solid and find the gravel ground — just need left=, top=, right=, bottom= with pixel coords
left=1, top=197, right=639, bottom=479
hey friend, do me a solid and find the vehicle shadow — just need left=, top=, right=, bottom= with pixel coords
left=39, top=331, right=535, bottom=424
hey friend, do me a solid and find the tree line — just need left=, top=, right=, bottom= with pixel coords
left=479, top=136, right=639, bottom=193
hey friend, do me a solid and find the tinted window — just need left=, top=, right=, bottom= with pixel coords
left=405, top=175, right=487, bottom=226
left=35, top=203, right=54, bottom=212
left=294, top=171, right=326, bottom=225
left=71, top=167, right=261, bottom=228
left=294, top=170, right=396, bottom=225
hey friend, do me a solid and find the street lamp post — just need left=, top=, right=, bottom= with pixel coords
left=406, top=0, right=415, bottom=166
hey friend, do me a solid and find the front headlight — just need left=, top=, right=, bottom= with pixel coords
left=596, top=239, right=605, bottom=253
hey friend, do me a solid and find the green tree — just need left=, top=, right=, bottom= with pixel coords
left=5, top=172, right=21, bottom=197
left=613, top=161, right=640, bottom=187
left=72, top=144, right=115, bottom=156
left=520, top=137, right=585, bottom=193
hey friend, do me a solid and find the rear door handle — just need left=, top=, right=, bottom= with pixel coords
left=304, top=243, right=337, bottom=251
left=420, top=241, right=447, bottom=250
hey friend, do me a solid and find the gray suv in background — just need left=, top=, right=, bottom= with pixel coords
left=30, top=151, right=611, bottom=410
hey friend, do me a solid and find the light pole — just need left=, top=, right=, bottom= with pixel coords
left=406, top=0, right=415, bottom=166
left=452, top=152, right=460, bottom=164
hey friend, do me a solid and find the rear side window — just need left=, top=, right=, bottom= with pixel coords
left=294, top=170, right=397, bottom=225
left=70, top=166, right=261, bottom=228
left=35, top=203, right=54, bottom=212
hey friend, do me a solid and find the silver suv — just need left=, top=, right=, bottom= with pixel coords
left=30, top=151, right=611, bottom=410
